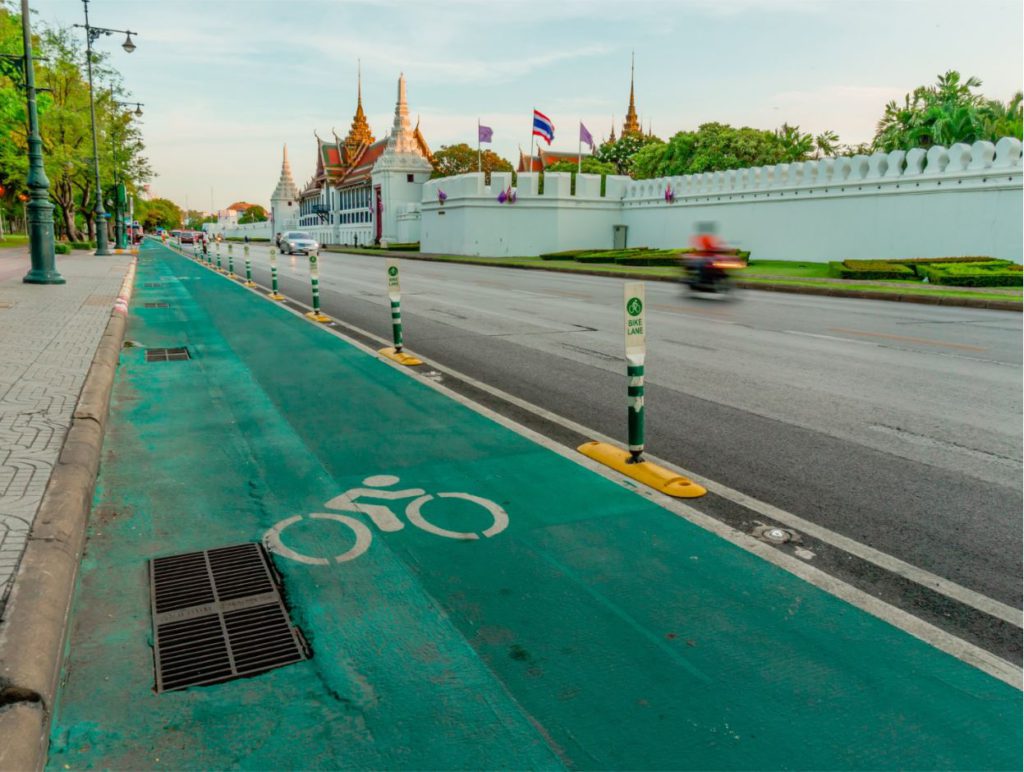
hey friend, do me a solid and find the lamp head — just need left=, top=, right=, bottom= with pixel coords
left=121, top=33, right=136, bottom=53
left=134, top=104, right=143, bottom=117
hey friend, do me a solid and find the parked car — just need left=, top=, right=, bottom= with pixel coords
left=279, top=231, right=320, bottom=255
left=179, top=231, right=195, bottom=244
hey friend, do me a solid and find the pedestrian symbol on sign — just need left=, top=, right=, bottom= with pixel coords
left=626, top=297, right=643, bottom=317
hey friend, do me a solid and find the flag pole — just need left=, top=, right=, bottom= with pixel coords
left=529, top=108, right=535, bottom=177
left=477, top=118, right=482, bottom=174
left=578, top=120, right=582, bottom=174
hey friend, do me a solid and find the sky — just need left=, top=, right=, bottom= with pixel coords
left=27, top=0, right=1024, bottom=212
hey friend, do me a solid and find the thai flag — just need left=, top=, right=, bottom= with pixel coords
left=532, top=109, right=554, bottom=145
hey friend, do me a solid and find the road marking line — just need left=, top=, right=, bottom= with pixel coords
left=828, top=327, right=987, bottom=352
left=245, top=258, right=1022, bottom=627
left=165, top=245, right=1023, bottom=686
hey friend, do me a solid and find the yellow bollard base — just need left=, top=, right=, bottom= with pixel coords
left=305, top=311, right=332, bottom=323
left=243, top=281, right=256, bottom=287
left=577, top=441, right=707, bottom=498
left=378, top=347, right=423, bottom=366
left=268, top=292, right=285, bottom=301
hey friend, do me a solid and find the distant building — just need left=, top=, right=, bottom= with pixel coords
left=296, top=71, right=434, bottom=246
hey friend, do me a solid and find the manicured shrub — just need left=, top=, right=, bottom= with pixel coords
left=921, top=262, right=1023, bottom=286
left=386, top=242, right=420, bottom=251
left=539, top=250, right=589, bottom=260
left=54, top=242, right=70, bottom=254
left=839, top=260, right=917, bottom=280
left=70, top=240, right=94, bottom=250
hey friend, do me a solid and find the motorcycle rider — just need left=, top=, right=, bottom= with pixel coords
left=686, top=221, right=728, bottom=289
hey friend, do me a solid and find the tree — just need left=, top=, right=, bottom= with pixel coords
left=813, top=130, right=840, bottom=158
left=872, top=70, right=1023, bottom=151
left=238, top=204, right=267, bottom=224
left=630, top=123, right=815, bottom=179
left=184, top=209, right=215, bottom=230
left=545, top=158, right=618, bottom=195
left=593, top=132, right=663, bottom=176
left=432, top=143, right=513, bottom=182
left=137, top=197, right=181, bottom=230
left=0, top=5, right=151, bottom=240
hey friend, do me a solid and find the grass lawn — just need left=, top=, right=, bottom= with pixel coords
left=0, top=233, right=28, bottom=250
left=324, top=248, right=1021, bottom=305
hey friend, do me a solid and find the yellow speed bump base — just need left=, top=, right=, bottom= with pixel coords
left=268, top=292, right=285, bottom=301
left=378, top=347, right=423, bottom=366
left=305, top=311, right=332, bottom=323
left=577, top=441, right=707, bottom=498
left=243, top=280, right=256, bottom=287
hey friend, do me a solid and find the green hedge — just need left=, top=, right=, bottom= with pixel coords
left=70, top=240, right=95, bottom=250
left=539, top=250, right=590, bottom=260
left=385, top=242, right=420, bottom=251
left=837, top=260, right=917, bottom=280
left=920, top=261, right=1022, bottom=287
left=54, top=242, right=70, bottom=254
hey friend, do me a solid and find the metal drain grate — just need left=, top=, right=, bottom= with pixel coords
left=143, top=302, right=170, bottom=309
left=145, top=347, right=190, bottom=362
left=149, top=542, right=309, bottom=692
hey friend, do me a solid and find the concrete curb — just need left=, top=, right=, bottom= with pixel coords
left=323, top=248, right=1022, bottom=313
left=0, top=259, right=136, bottom=772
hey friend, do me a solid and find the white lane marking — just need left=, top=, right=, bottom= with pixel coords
left=286, top=289, right=1022, bottom=630
left=167, top=245, right=1023, bottom=687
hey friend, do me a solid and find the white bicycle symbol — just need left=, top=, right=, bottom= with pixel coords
left=264, top=474, right=509, bottom=565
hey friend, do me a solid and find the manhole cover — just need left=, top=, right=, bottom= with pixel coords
left=143, top=302, right=170, bottom=309
left=149, top=543, right=310, bottom=693
left=145, top=347, right=190, bottom=362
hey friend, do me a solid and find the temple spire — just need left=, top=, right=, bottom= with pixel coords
left=386, top=72, right=418, bottom=154
left=343, top=61, right=374, bottom=159
left=271, top=143, right=299, bottom=201
left=622, top=51, right=640, bottom=136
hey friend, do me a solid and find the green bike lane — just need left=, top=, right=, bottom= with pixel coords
left=47, top=241, right=1020, bottom=769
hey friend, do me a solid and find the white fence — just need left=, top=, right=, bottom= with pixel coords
left=421, top=138, right=1023, bottom=262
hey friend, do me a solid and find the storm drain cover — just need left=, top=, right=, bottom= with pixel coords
left=145, top=347, right=190, bottom=362
left=149, top=542, right=309, bottom=692
left=143, top=302, right=170, bottom=309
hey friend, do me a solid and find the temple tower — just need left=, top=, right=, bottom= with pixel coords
left=270, top=144, right=299, bottom=235
left=343, top=61, right=375, bottom=161
left=622, top=52, right=641, bottom=137
left=372, top=73, right=434, bottom=246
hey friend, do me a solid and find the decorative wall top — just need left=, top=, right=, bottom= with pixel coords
left=625, top=137, right=1023, bottom=201
left=422, top=138, right=1022, bottom=208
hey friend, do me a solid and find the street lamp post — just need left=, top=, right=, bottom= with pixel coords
left=109, top=94, right=143, bottom=249
left=9, top=0, right=64, bottom=284
left=74, top=0, right=136, bottom=257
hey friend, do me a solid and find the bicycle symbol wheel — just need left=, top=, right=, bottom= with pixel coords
left=264, top=513, right=372, bottom=565
left=405, top=493, right=508, bottom=540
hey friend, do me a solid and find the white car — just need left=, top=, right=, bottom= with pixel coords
left=279, top=231, right=320, bottom=256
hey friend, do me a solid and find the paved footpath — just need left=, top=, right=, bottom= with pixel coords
left=0, top=248, right=132, bottom=612
left=46, top=241, right=1021, bottom=769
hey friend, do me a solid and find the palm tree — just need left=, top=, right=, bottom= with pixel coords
left=813, top=130, right=840, bottom=158
left=774, top=123, right=814, bottom=162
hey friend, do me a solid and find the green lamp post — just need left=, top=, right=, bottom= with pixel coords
left=15, top=0, right=63, bottom=284
left=74, top=0, right=137, bottom=257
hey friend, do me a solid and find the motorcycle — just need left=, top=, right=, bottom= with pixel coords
left=681, top=254, right=745, bottom=293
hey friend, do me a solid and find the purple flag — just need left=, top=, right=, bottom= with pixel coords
left=478, top=124, right=493, bottom=143
left=579, top=122, right=594, bottom=149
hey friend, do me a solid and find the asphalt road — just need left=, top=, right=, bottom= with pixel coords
left=211, top=245, right=1023, bottom=661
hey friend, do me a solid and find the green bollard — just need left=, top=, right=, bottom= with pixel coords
left=244, top=245, right=254, bottom=287
left=304, top=253, right=330, bottom=322
left=269, top=247, right=284, bottom=300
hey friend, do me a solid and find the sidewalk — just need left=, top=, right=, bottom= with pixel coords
left=43, top=241, right=1021, bottom=769
left=0, top=248, right=132, bottom=611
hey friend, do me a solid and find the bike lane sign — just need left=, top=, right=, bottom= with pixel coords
left=624, top=282, right=645, bottom=364
left=386, top=260, right=400, bottom=300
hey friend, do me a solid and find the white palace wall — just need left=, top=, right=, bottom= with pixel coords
left=421, top=138, right=1023, bottom=262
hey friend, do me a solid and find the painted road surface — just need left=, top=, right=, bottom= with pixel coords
left=48, top=241, right=1021, bottom=769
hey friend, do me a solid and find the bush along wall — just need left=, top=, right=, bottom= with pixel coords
left=830, top=257, right=1022, bottom=286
